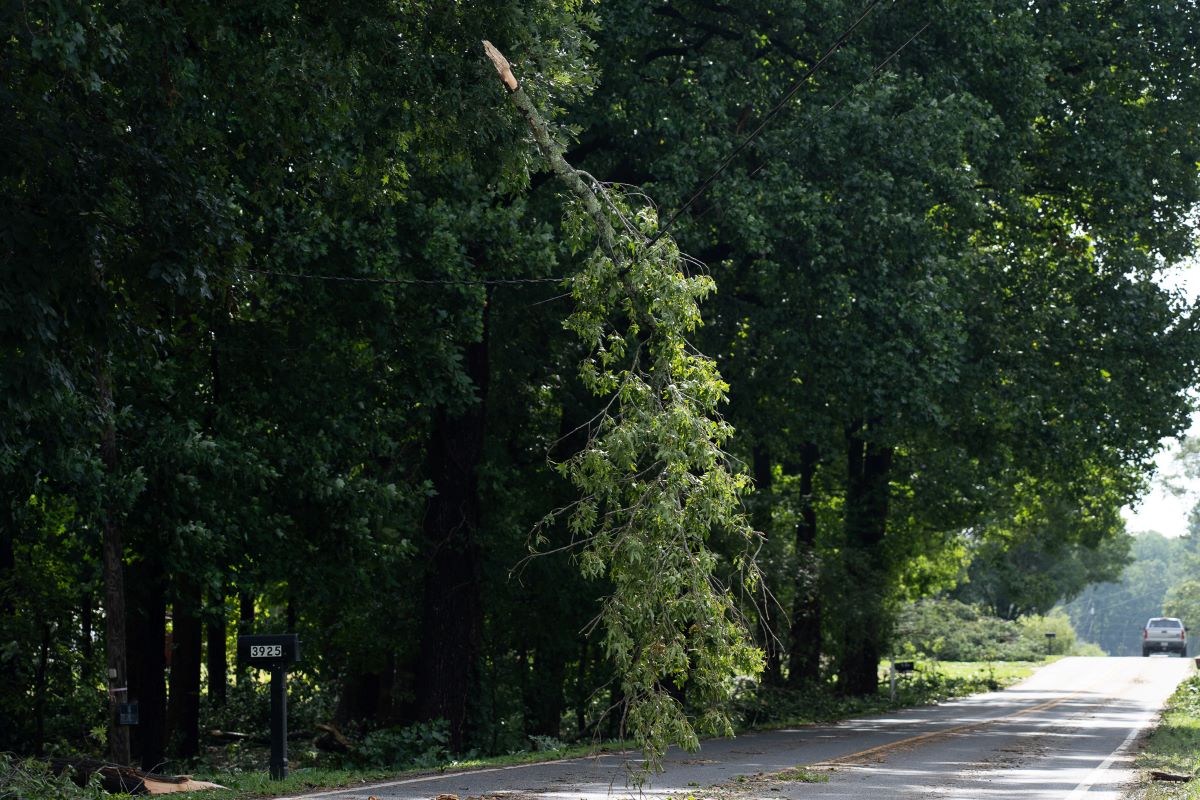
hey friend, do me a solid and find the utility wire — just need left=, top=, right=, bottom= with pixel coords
left=244, top=7, right=924, bottom=286
left=747, top=21, right=930, bottom=182
left=679, top=20, right=929, bottom=232
left=645, top=0, right=886, bottom=248
left=243, top=268, right=567, bottom=287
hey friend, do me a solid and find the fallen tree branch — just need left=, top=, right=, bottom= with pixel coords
left=49, top=758, right=227, bottom=795
left=483, top=41, right=616, bottom=258
left=481, top=40, right=765, bottom=778
left=1151, top=770, right=1193, bottom=782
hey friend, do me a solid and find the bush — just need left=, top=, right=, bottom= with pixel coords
left=892, top=599, right=1084, bottom=661
left=1015, top=609, right=1079, bottom=656
left=352, top=720, right=453, bottom=769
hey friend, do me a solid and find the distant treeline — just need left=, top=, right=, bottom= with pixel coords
left=1065, top=531, right=1200, bottom=657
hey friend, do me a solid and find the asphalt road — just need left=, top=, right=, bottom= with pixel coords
left=286, top=656, right=1193, bottom=800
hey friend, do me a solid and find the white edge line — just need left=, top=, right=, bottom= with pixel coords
left=1062, top=712, right=1154, bottom=800
left=275, top=751, right=638, bottom=800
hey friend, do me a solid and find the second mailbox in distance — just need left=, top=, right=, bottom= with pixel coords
left=238, top=633, right=301, bottom=668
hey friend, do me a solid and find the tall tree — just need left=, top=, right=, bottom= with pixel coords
left=569, top=0, right=1200, bottom=692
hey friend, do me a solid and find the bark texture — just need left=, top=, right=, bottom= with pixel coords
left=787, top=443, right=822, bottom=686
left=97, top=360, right=131, bottom=764
left=838, top=428, right=892, bottom=696
left=414, top=304, right=489, bottom=751
left=167, top=587, right=202, bottom=758
left=205, top=586, right=227, bottom=707
left=127, top=562, right=166, bottom=771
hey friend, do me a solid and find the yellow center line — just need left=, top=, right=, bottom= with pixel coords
left=810, top=680, right=1111, bottom=768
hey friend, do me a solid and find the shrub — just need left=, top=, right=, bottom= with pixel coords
left=352, top=720, right=452, bottom=769
left=892, top=599, right=1084, bottom=661
left=1015, top=609, right=1078, bottom=656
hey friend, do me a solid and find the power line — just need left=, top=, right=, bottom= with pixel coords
left=645, top=0, right=887, bottom=248
left=243, top=268, right=568, bottom=287
left=245, top=6, right=925, bottom=283
left=747, top=21, right=930, bottom=182
left=672, top=19, right=931, bottom=235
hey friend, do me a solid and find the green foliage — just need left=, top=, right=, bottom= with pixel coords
left=1164, top=580, right=1200, bottom=634
left=775, top=767, right=830, bottom=783
left=1, top=0, right=604, bottom=767
left=552, top=188, right=765, bottom=763
left=569, top=0, right=1200, bottom=693
left=1135, top=674, right=1200, bottom=797
left=0, top=492, right=105, bottom=755
left=203, top=674, right=336, bottom=744
left=731, top=658, right=1036, bottom=729
left=892, top=599, right=1083, bottom=662
left=955, top=472, right=1135, bottom=619
left=352, top=721, right=453, bottom=770
left=0, top=755, right=114, bottom=800
left=1013, top=610, right=1081, bottom=656
left=3, top=0, right=1200, bottom=778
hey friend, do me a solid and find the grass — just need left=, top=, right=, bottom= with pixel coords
left=775, top=767, right=831, bottom=783
left=1135, top=673, right=1200, bottom=799
left=166, top=739, right=637, bottom=800
left=930, top=660, right=1042, bottom=688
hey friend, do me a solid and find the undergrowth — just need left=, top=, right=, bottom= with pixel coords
left=0, top=754, right=119, bottom=800
left=1136, top=673, right=1200, bottom=799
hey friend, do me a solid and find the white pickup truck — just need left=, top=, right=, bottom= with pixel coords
left=1142, top=616, right=1187, bottom=657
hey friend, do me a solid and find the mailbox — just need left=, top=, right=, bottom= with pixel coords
left=893, top=660, right=915, bottom=673
left=237, top=634, right=300, bottom=668
left=236, top=633, right=301, bottom=780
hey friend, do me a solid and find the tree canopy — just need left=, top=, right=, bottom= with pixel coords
left=2, top=0, right=1199, bottom=772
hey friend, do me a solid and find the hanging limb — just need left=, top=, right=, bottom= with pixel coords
left=483, top=40, right=766, bottom=776
left=483, top=41, right=617, bottom=259
left=484, top=40, right=661, bottom=343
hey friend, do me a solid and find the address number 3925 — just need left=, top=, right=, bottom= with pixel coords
left=251, top=644, right=283, bottom=658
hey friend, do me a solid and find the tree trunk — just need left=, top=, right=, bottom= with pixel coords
left=414, top=299, right=489, bottom=752
left=0, top=521, right=12, bottom=614
left=378, top=651, right=398, bottom=724
left=81, top=594, right=94, bottom=664
left=205, top=586, right=227, bottom=707
left=203, top=332, right=227, bottom=708
left=526, top=645, right=568, bottom=739
left=787, top=443, right=822, bottom=686
left=96, top=359, right=132, bottom=765
left=33, top=623, right=51, bottom=757
left=167, top=587, right=202, bottom=759
left=837, top=428, right=893, bottom=696
left=127, top=561, right=167, bottom=772
left=335, top=671, right=383, bottom=725
left=237, top=590, right=254, bottom=684
left=0, top=521, right=15, bottom=728
left=574, top=638, right=589, bottom=737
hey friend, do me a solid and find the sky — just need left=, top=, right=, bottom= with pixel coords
left=1120, top=259, right=1200, bottom=538
left=1121, top=432, right=1195, bottom=538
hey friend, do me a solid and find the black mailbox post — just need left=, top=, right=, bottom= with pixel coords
left=237, top=634, right=300, bottom=779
